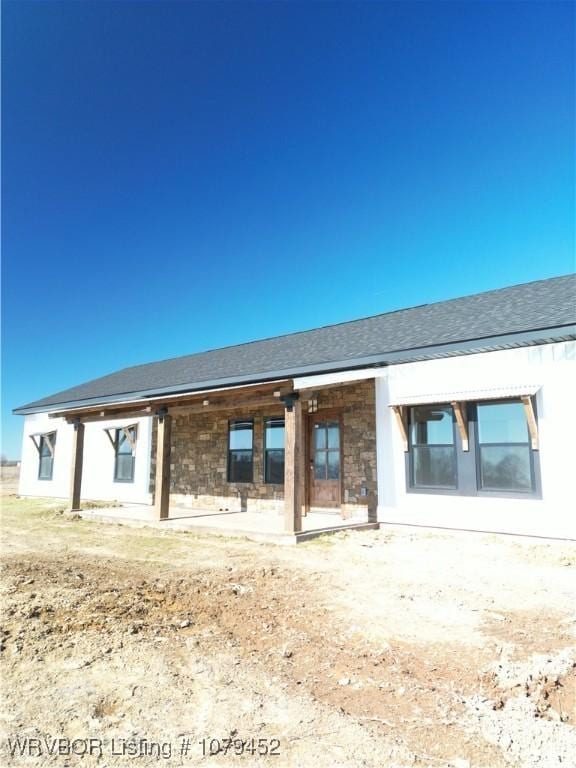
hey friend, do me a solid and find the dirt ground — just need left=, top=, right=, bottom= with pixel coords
left=1, top=486, right=574, bottom=767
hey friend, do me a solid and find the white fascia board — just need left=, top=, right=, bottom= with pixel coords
left=293, top=367, right=378, bottom=390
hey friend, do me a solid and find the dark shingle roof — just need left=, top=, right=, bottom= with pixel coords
left=14, top=274, right=576, bottom=414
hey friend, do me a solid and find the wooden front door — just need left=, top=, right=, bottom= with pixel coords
left=309, top=416, right=342, bottom=510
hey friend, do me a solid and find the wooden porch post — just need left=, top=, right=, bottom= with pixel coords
left=155, top=408, right=172, bottom=520
left=69, top=420, right=85, bottom=511
left=283, top=394, right=304, bottom=534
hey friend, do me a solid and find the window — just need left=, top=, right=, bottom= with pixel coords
left=476, top=401, right=533, bottom=492
left=228, top=420, right=253, bottom=483
left=404, top=398, right=540, bottom=497
left=38, top=433, right=56, bottom=480
left=114, top=426, right=136, bottom=483
left=313, top=421, right=341, bottom=480
left=409, top=405, right=456, bottom=488
left=264, top=418, right=285, bottom=484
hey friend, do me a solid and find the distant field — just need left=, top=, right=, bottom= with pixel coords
left=0, top=466, right=19, bottom=495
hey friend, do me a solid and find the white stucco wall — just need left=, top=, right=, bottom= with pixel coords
left=18, top=413, right=153, bottom=505
left=375, top=341, right=576, bottom=540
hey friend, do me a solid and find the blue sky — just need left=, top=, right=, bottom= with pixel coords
left=2, top=0, right=574, bottom=458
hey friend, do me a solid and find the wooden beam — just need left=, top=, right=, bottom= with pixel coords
left=44, top=433, right=56, bottom=457
left=121, top=425, right=137, bottom=451
left=68, top=396, right=285, bottom=422
left=392, top=406, right=408, bottom=452
left=284, top=396, right=304, bottom=534
left=169, top=395, right=284, bottom=416
left=154, top=411, right=172, bottom=520
left=29, top=432, right=56, bottom=455
left=63, top=408, right=152, bottom=424
left=451, top=401, right=469, bottom=451
left=69, top=421, right=85, bottom=511
left=57, top=405, right=145, bottom=421
left=50, top=381, right=294, bottom=422
left=103, top=424, right=137, bottom=450
left=103, top=428, right=116, bottom=448
left=521, top=395, right=539, bottom=450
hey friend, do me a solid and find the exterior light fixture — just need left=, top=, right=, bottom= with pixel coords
left=308, top=394, right=318, bottom=413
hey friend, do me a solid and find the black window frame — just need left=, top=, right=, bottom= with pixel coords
left=473, top=400, right=538, bottom=496
left=263, top=416, right=285, bottom=485
left=407, top=404, right=459, bottom=493
left=227, top=419, right=254, bottom=484
left=38, top=432, right=56, bottom=481
left=405, top=398, right=541, bottom=499
left=113, top=426, right=137, bottom=483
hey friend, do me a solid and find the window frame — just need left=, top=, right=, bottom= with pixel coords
left=263, top=416, right=285, bottom=485
left=227, top=419, right=254, bottom=484
left=472, top=400, right=539, bottom=497
left=37, top=432, right=56, bottom=481
left=407, top=404, right=459, bottom=493
left=404, top=398, right=542, bottom=499
left=113, top=426, right=137, bottom=484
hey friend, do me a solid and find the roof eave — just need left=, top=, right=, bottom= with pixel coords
left=13, top=324, right=576, bottom=416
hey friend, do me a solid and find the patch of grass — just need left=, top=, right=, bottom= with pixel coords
left=1, top=495, right=60, bottom=512
left=302, top=531, right=347, bottom=548
left=0, top=496, right=233, bottom=568
left=80, top=500, right=122, bottom=510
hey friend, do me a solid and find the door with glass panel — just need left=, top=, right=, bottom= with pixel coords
left=309, top=416, right=342, bottom=510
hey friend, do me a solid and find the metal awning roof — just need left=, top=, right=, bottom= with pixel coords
left=389, top=384, right=541, bottom=407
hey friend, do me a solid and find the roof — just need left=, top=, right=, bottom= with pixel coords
left=14, top=274, right=576, bottom=415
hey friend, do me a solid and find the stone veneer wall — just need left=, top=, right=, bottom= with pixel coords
left=169, top=404, right=286, bottom=513
left=149, top=379, right=377, bottom=518
left=313, top=379, right=378, bottom=520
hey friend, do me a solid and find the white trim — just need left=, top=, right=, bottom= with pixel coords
left=293, top=368, right=376, bottom=390
left=389, top=384, right=541, bottom=407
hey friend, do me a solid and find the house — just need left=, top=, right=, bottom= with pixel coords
left=14, top=274, right=576, bottom=540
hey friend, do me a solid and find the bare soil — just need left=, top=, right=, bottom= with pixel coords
left=1, top=488, right=574, bottom=767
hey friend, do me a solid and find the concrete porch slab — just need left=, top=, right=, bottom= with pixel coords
left=77, top=504, right=379, bottom=544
